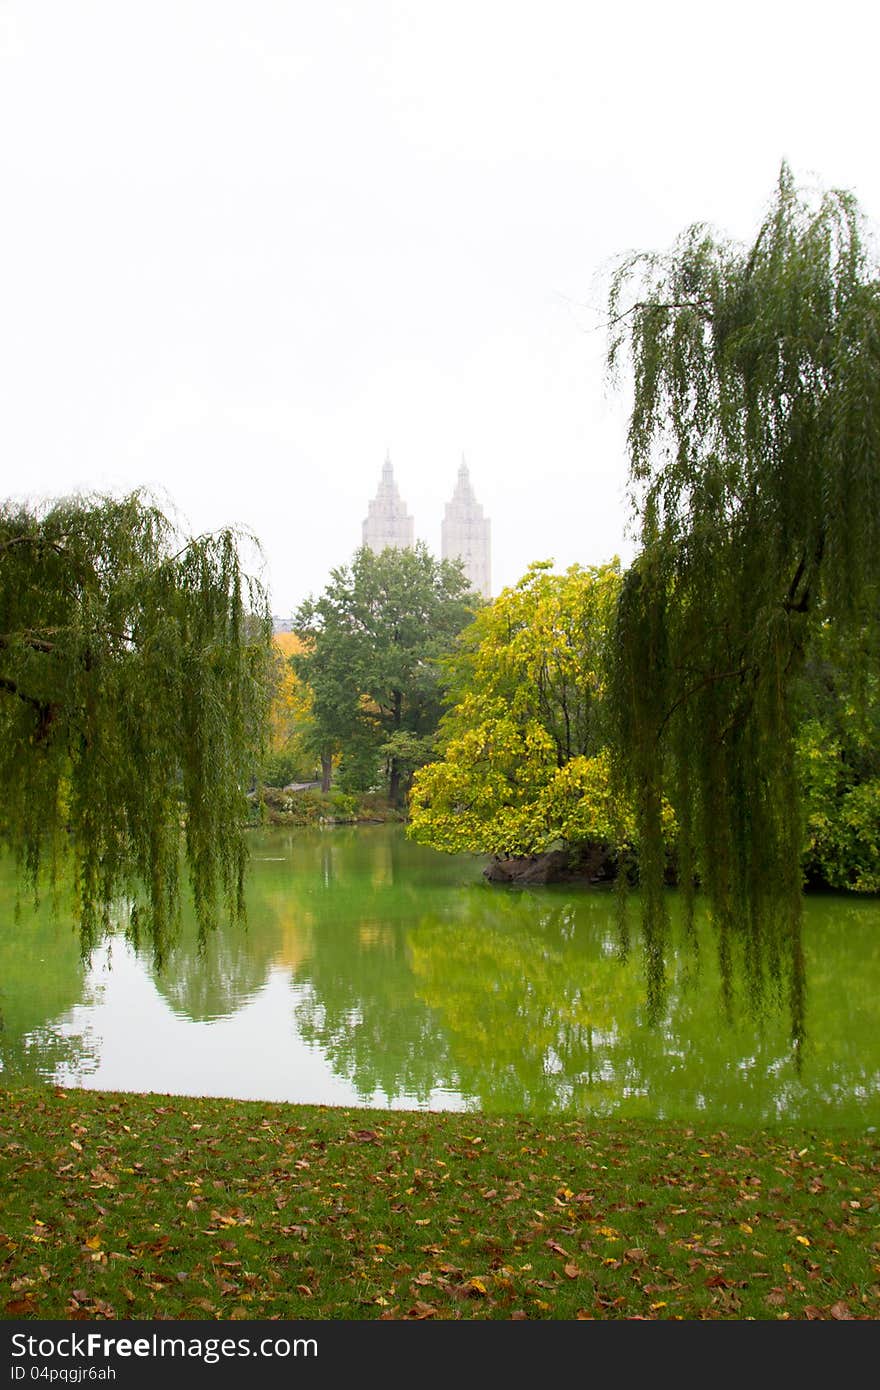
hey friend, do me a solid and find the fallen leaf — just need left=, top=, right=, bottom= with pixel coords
left=5, top=1297, right=36, bottom=1316
left=409, top=1301, right=436, bottom=1319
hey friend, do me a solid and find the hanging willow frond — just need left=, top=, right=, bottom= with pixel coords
left=607, top=164, right=880, bottom=1045
left=0, top=491, right=274, bottom=964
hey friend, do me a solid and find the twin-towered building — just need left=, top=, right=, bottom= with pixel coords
left=362, top=453, right=491, bottom=599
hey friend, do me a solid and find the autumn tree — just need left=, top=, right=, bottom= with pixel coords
left=294, top=543, right=478, bottom=804
left=408, top=561, right=640, bottom=861
left=262, top=630, right=317, bottom=788
left=605, top=164, right=880, bottom=1040
left=0, top=492, right=274, bottom=961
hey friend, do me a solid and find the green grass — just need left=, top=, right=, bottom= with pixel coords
left=1, top=1086, right=878, bottom=1320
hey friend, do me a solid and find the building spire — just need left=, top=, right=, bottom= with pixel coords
left=442, top=458, right=491, bottom=598
left=362, top=452, right=414, bottom=552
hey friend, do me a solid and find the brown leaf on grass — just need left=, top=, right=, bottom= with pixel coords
left=829, top=1301, right=852, bottom=1320
left=546, top=1240, right=569, bottom=1256
left=408, top=1300, right=437, bottom=1319
left=624, top=1248, right=647, bottom=1264
left=765, top=1288, right=786, bottom=1307
left=714, top=1288, right=742, bottom=1312
left=563, top=1263, right=581, bottom=1279
left=5, top=1297, right=36, bottom=1316
left=803, top=1305, right=824, bottom=1319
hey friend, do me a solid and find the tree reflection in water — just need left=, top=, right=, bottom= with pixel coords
left=2, top=829, right=878, bottom=1124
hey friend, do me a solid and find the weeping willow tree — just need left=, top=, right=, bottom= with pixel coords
left=606, top=165, right=880, bottom=1045
left=0, top=492, right=274, bottom=963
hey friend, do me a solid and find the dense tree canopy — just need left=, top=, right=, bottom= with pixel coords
left=408, top=561, right=637, bottom=858
left=605, top=165, right=880, bottom=1040
left=0, top=492, right=274, bottom=961
left=294, top=543, right=478, bottom=804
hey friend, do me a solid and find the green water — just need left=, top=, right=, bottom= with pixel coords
left=1, top=825, right=879, bottom=1125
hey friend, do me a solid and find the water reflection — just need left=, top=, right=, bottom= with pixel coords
left=1, top=828, right=879, bottom=1124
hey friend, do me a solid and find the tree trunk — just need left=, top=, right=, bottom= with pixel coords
left=388, top=688, right=403, bottom=804
left=321, top=752, right=332, bottom=793
left=388, top=758, right=401, bottom=807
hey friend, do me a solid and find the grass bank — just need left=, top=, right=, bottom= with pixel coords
left=1, top=1087, right=878, bottom=1321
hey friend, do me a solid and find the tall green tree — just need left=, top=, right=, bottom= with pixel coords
left=0, top=492, right=274, bottom=961
left=294, top=543, right=478, bottom=804
left=605, top=165, right=880, bottom=1041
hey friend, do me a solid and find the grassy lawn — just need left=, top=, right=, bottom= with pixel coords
left=1, top=1086, right=878, bottom=1320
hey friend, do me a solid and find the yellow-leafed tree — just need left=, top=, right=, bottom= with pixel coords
left=408, top=560, right=650, bottom=861
left=262, top=631, right=318, bottom=788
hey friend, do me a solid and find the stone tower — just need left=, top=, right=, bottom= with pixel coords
left=362, top=452, right=414, bottom=552
left=441, top=458, right=491, bottom=599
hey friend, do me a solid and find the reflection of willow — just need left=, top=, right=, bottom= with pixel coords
left=145, top=878, right=294, bottom=1023
left=406, top=890, right=880, bottom=1121
left=0, top=881, right=98, bottom=1081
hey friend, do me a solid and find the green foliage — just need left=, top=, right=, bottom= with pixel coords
left=259, top=748, right=312, bottom=790
left=795, top=622, right=880, bottom=892
left=0, top=492, right=273, bottom=961
left=294, top=543, right=479, bottom=804
left=606, top=165, right=880, bottom=1039
left=408, top=561, right=639, bottom=857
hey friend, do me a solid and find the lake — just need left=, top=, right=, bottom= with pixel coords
left=1, top=825, right=879, bottom=1126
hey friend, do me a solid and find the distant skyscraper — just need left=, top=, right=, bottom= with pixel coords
left=362, top=452, right=414, bottom=552
left=441, top=458, right=491, bottom=598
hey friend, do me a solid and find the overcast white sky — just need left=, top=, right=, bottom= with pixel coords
left=2, top=2, right=878, bottom=614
